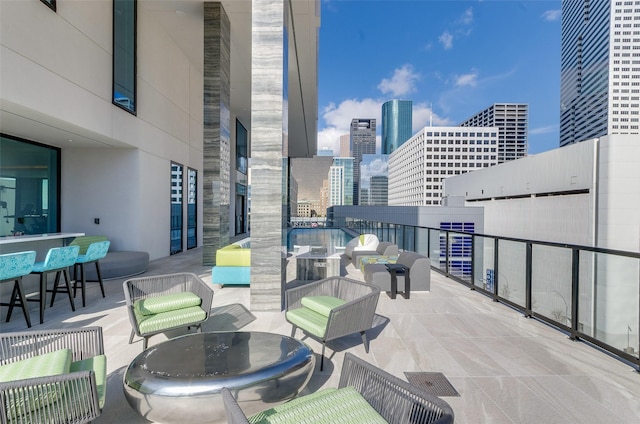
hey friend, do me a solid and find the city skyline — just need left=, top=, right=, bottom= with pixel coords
left=317, top=0, right=562, bottom=156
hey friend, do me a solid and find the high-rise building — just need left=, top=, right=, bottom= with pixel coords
left=350, top=119, right=376, bottom=204
left=382, top=100, right=413, bottom=154
left=458, top=103, right=528, bottom=162
left=369, top=175, right=388, bottom=206
left=560, top=1, right=640, bottom=146
left=340, top=134, right=351, bottom=157
left=328, top=157, right=354, bottom=206
left=388, top=126, right=499, bottom=206
left=290, top=156, right=334, bottom=217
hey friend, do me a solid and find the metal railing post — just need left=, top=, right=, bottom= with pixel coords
left=525, top=242, right=532, bottom=317
left=570, top=248, right=579, bottom=341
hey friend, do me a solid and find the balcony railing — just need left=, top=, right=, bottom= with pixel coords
left=343, top=218, right=640, bottom=371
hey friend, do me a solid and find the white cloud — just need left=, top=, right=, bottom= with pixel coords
left=542, top=9, right=561, bottom=22
left=530, top=124, right=558, bottom=135
left=318, top=98, right=383, bottom=155
left=439, top=31, right=453, bottom=50
left=454, top=72, right=478, bottom=87
left=377, top=65, right=420, bottom=97
left=412, top=102, right=454, bottom=131
left=458, top=7, right=474, bottom=25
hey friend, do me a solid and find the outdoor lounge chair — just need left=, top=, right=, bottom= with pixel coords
left=0, top=326, right=106, bottom=424
left=222, top=352, right=455, bottom=424
left=285, top=276, right=380, bottom=370
left=123, top=272, right=214, bottom=349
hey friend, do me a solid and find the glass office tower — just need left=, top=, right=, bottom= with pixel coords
left=560, top=0, right=640, bottom=146
left=382, top=100, right=412, bottom=154
left=350, top=119, right=376, bottom=205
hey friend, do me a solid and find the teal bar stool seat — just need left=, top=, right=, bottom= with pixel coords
left=0, top=251, right=37, bottom=328
left=72, top=240, right=110, bottom=307
left=30, top=245, right=79, bottom=324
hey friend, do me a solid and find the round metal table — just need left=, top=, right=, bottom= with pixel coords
left=123, top=331, right=315, bottom=423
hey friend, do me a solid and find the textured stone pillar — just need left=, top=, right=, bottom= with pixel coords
left=250, top=0, right=288, bottom=310
left=203, top=3, right=231, bottom=266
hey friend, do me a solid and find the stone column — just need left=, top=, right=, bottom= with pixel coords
left=250, top=0, right=288, bottom=310
left=203, top=3, right=231, bottom=266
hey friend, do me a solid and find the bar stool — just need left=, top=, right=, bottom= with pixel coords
left=0, top=251, right=37, bottom=328
left=30, top=245, right=79, bottom=324
left=72, top=240, right=110, bottom=307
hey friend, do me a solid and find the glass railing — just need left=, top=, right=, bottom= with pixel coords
left=342, top=218, right=640, bottom=371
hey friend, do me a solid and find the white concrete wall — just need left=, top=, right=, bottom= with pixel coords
left=1, top=1, right=204, bottom=260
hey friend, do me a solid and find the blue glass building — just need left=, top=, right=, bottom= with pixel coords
left=381, top=100, right=412, bottom=154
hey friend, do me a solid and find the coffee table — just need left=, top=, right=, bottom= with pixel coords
left=123, top=331, right=315, bottom=423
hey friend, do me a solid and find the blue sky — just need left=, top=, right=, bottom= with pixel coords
left=317, top=0, right=562, bottom=156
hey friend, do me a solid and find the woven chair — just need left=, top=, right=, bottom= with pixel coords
left=0, top=327, right=106, bottom=424
left=123, top=272, right=214, bottom=349
left=285, top=276, right=380, bottom=370
left=222, top=352, right=455, bottom=424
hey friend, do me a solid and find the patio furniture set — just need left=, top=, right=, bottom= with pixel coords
left=0, top=233, right=454, bottom=424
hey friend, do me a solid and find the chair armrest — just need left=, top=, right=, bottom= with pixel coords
left=190, top=277, right=215, bottom=315
left=221, top=388, right=251, bottom=424
left=0, top=370, right=101, bottom=424
left=339, top=353, right=454, bottom=424
left=0, top=327, right=104, bottom=362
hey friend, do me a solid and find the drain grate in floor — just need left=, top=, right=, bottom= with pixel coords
left=404, top=372, right=460, bottom=397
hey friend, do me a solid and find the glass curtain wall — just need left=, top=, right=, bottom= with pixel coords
left=170, top=162, right=183, bottom=255
left=187, top=168, right=197, bottom=249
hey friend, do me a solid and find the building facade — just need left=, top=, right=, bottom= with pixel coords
left=560, top=0, right=640, bottom=146
left=0, top=0, right=320, bottom=311
left=328, top=157, right=354, bottom=206
left=369, top=175, right=388, bottom=205
left=458, top=103, right=528, bottom=162
left=350, top=119, right=376, bottom=205
left=388, top=126, right=499, bottom=206
left=290, top=156, right=333, bottom=217
left=382, top=100, right=413, bottom=154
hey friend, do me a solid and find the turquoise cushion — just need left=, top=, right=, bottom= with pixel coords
left=70, top=355, right=107, bottom=409
left=300, top=296, right=346, bottom=317
left=286, top=308, right=328, bottom=339
left=136, top=306, right=207, bottom=335
left=0, top=348, right=73, bottom=419
left=133, top=292, right=202, bottom=316
left=249, top=386, right=386, bottom=424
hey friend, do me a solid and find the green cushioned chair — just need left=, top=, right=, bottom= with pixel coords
left=0, top=327, right=106, bottom=424
left=222, top=353, right=455, bottom=424
left=285, top=277, right=381, bottom=371
left=124, top=273, right=214, bottom=349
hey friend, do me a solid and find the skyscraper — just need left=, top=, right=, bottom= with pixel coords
left=382, top=100, right=413, bottom=154
left=350, top=119, right=376, bottom=205
left=458, top=103, right=528, bottom=162
left=328, top=157, right=354, bottom=206
left=560, top=0, right=640, bottom=146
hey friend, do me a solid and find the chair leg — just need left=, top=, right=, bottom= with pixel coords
left=95, top=261, right=105, bottom=298
left=361, top=331, right=369, bottom=353
left=62, top=269, right=76, bottom=311
left=129, top=329, right=135, bottom=344
left=290, top=325, right=297, bottom=338
left=6, top=277, right=32, bottom=328
left=320, top=343, right=326, bottom=371
left=39, top=273, right=47, bottom=324
left=50, top=271, right=61, bottom=307
left=143, top=337, right=148, bottom=350
left=79, top=264, right=86, bottom=307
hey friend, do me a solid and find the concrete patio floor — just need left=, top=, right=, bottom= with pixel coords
left=2, top=247, right=640, bottom=423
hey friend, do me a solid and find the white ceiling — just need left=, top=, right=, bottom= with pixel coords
left=1, top=0, right=319, bottom=158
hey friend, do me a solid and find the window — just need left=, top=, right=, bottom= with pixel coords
left=187, top=168, right=197, bottom=249
left=170, top=162, right=183, bottom=255
left=236, top=119, right=248, bottom=174
left=113, top=0, right=136, bottom=114
left=0, top=134, right=60, bottom=236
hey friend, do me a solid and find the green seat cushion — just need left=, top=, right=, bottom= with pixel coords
left=133, top=292, right=202, bottom=316
left=249, top=386, right=386, bottom=424
left=70, top=355, right=107, bottom=408
left=136, top=305, right=207, bottom=335
left=286, top=308, right=328, bottom=339
left=0, top=349, right=73, bottom=419
left=249, top=388, right=338, bottom=423
left=0, top=348, right=72, bottom=382
left=300, top=296, right=346, bottom=317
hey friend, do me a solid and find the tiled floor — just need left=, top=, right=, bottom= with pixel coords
left=2, top=247, right=640, bottom=423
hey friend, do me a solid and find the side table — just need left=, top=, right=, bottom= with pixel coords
left=385, top=263, right=410, bottom=299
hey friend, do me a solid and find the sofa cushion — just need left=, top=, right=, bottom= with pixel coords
left=300, top=296, right=346, bottom=317
left=248, top=386, right=386, bottom=424
left=136, top=306, right=207, bottom=335
left=249, top=388, right=338, bottom=423
left=212, top=266, right=250, bottom=285
left=0, top=348, right=73, bottom=419
left=285, top=307, right=329, bottom=339
left=70, top=354, right=107, bottom=408
left=133, top=292, right=202, bottom=316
